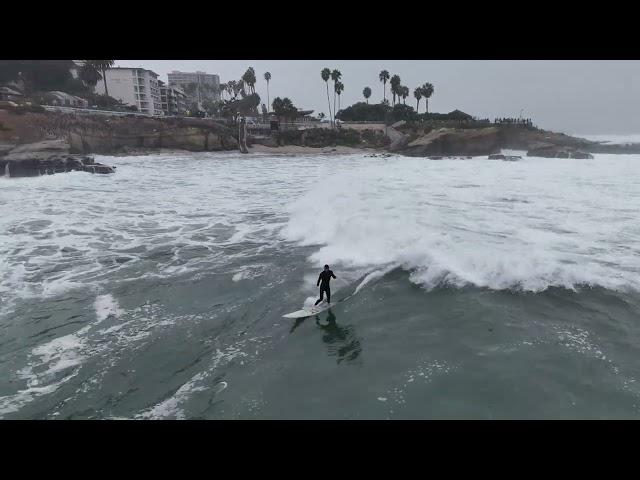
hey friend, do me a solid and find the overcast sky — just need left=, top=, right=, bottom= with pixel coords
left=116, top=60, right=640, bottom=134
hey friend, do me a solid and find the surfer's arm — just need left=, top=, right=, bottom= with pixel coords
left=331, top=272, right=337, bottom=279
left=317, top=273, right=322, bottom=286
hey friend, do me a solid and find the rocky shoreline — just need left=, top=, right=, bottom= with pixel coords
left=391, top=125, right=639, bottom=158
left=0, top=109, right=240, bottom=177
left=2, top=109, right=639, bottom=178
left=0, top=140, right=115, bottom=178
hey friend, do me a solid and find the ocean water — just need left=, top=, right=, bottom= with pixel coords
left=1, top=149, right=640, bottom=419
left=573, top=133, right=640, bottom=145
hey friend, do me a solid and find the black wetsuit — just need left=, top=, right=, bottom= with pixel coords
left=315, top=270, right=336, bottom=305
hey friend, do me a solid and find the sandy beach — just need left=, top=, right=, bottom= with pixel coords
left=248, top=144, right=377, bottom=155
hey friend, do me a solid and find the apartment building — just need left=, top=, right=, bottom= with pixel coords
left=93, top=67, right=164, bottom=115
left=167, top=70, right=220, bottom=108
left=158, top=80, right=188, bottom=116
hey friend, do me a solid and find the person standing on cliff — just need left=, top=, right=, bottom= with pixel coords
left=315, top=264, right=337, bottom=306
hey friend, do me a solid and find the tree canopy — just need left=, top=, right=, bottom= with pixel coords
left=0, top=60, right=90, bottom=95
left=220, top=92, right=261, bottom=120
left=272, top=97, right=298, bottom=122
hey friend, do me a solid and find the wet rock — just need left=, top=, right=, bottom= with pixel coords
left=571, top=151, right=594, bottom=159
left=527, top=145, right=594, bottom=159
left=488, top=154, right=521, bottom=161
left=402, top=127, right=502, bottom=157
left=84, top=163, right=115, bottom=174
left=0, top=140, right=114, bottom=177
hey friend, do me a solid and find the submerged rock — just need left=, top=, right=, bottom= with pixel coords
left=527, top=145, right=594, bottom=159
left=0, top=140, right=114, bottom=177
left=488, top=154, right=521, bottom=161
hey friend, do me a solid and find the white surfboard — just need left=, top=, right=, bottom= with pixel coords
left=283, top=302, right=333, bottom=319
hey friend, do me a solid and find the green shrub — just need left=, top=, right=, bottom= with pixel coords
left=275, top=127, right=383, bottom=148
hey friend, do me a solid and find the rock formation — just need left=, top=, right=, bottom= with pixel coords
left=0, top=139, right=114, bottom=177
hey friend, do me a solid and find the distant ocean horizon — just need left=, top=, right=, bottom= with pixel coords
left=572, top=133, right=640, bottom=145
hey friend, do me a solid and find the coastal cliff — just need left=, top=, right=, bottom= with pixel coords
left=2, top=109, right=639, bottom=164
left=394, top=125, right=640, bottom=158
left=0, top=110, right=238, bottom=155
left=0, top=110, right=240, bottom=177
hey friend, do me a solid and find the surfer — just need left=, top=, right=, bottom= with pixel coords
left=315, top=264, right=337, bottom=306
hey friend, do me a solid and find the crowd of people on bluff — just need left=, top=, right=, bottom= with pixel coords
left=441, top=117, right=534, bottom=128
left=493, top=117, right=533, bottom=126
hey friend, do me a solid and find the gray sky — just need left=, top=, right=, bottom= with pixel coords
left=116, top=60, right=640, bottom=134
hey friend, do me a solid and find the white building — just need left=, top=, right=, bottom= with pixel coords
left=167, top=70, right=220, bottom=109
left=158, top=80, right=188, bottom=116
left=93, top=67, right=164, bottom=115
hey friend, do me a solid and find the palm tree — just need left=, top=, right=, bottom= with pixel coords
left=232, top=80, right=243, bottom=99
left=83, top=60, right=115, bottom=97
left=237, top=77, right=247, bottom=98
left=421, top=83, right=434, bottom=113
left=272, top=97, right=283, bottom=124
left=331, top=69, right=342, bottom=127
left=79, top=63, right=102, bottom=89
left=363, top=86, right=371, bottom=104
left=264, top=72, right=271, bottom=112
left=242, top=67, right=257, bottom=93
left=401, top=86, right=409, bottom=105
left=390, top=75, right=401, bottom=106
left=413, top=87, right=423, bottom=112
left=379, top=70, right=390, bottom=103
left=321, top=68, right=333, bottom=126
left=335, top=81, right=344, bottom=114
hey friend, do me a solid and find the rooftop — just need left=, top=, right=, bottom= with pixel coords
left=0, top=86, right=24, bottom=96
left=106, top=67, right=159, bottom=77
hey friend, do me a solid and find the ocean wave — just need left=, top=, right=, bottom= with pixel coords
left=281, top=157, right=640, bottom=292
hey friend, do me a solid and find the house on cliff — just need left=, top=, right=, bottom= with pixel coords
left=447, top=109, right=474, bottom=121
left=267, top=109, right=317, bottom=129
left=0, top=86, right=25, bottom=104
left=39, top=91, right=89, bottom=108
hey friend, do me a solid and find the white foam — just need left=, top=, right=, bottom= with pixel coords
left=0, top=153, right=323, bottom=311
left=94, top=294, right=124, bottom=322
left=355, top=266, right=396, bottom=294
left=281, top=155, right=640, bottom=292
left=136, top=337, right=266, bottom=420
left=3, top=152, right=640, bottom=312
left=0, top=332, right=87, bottom=418
left=231, top=265, right=267, bottom=282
